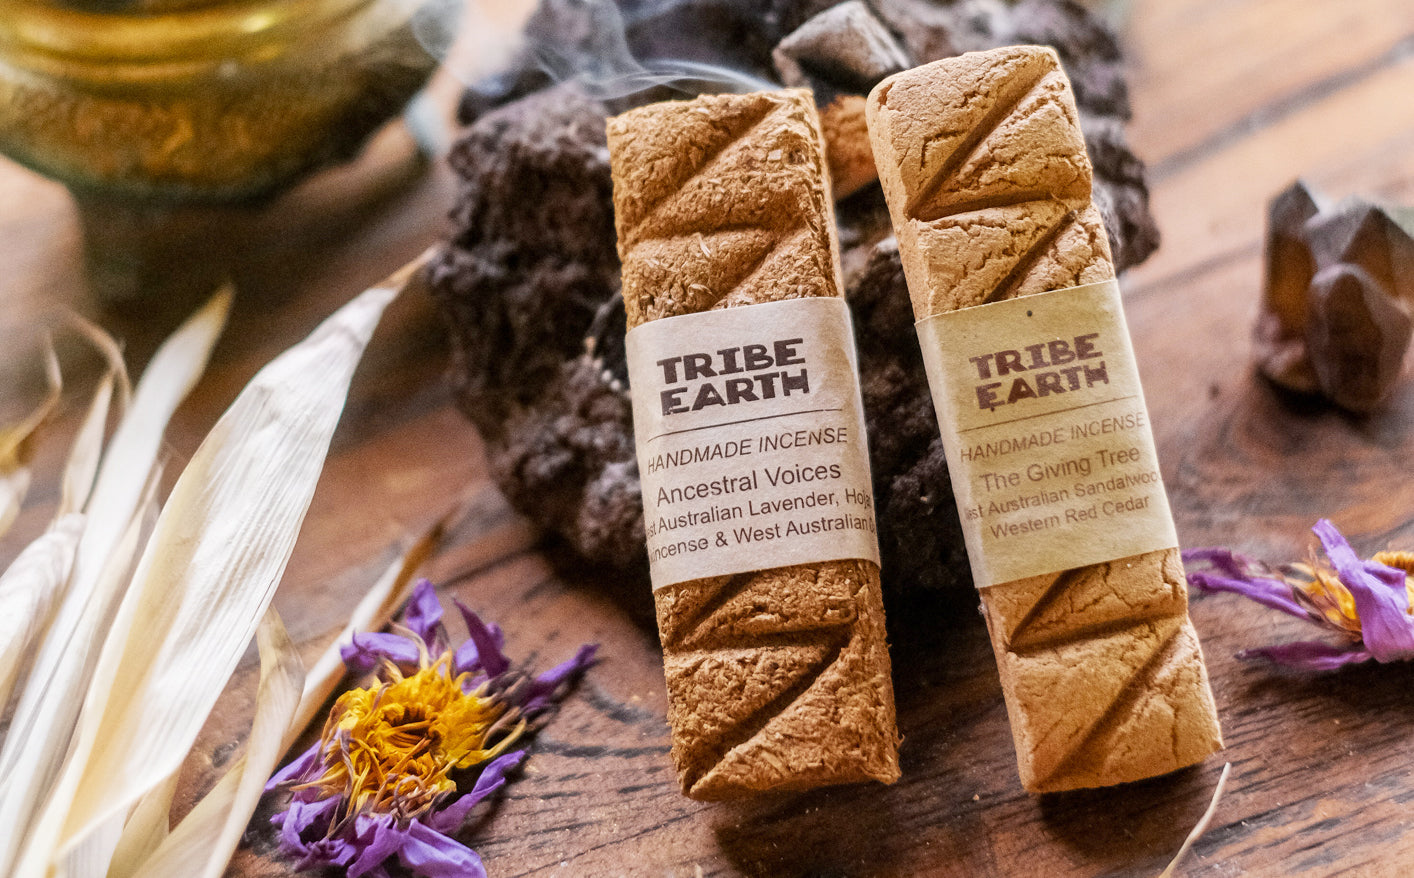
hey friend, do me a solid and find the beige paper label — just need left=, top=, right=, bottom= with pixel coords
left=626, top=298, right=880, bottom=591
left=915, top=280, right=1178, bottom=588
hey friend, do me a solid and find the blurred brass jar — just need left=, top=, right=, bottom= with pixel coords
left=0, top=0, right=445, bottom=202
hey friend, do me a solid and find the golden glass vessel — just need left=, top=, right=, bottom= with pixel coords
left=0, top=0, right=444, bottom=202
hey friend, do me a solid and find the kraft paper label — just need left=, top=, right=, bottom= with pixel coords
left=915, top=280, right=1178, bottom=588
left=626, top=297, right=880, bottom=591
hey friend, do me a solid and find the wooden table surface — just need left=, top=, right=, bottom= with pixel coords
left=4, top=1, right=1414, bottom=875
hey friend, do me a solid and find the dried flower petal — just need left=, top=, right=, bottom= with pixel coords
left=1312, top=519, right=1414, bottom=662
left=1186, top=519, right=1414, bottom=669
left=522, top=645, right=600, bottom=714
left=454, top=603, right=510, bottom=679
left=340, top=631, right=423, bottom=674
left=404, top=582, right=447, bottom=650
left=425, top=750, right=525, bottom=835
left=1237, top=640, right=1372, bottom=672
left=1182, top=547, right=1309, bottom=618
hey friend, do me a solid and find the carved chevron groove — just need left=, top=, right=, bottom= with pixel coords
left=663, top=569, right=855, bottom=650
left=1010, top=607, right=1178, bottom=657
left=1033, top=621, right=1185, bottom=789
left=1002, top=555, right=1188, bottom=654
left=617, top=99, right=775, bottom=242
left=924, top=187, right=1070, bottom=220
left=677, top=630, right=851, bottom=794
left=904, top=61, right=1052, bottom=222
left=1001, top=566, right=1084, bottom=648
left=624, top=104, right=802, bottom=252
left=983, top=207, right=1078, bottom=304
left=658, top=572, right=750, bottom=650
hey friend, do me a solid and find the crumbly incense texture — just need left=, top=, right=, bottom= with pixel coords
left=867, top=47, right=1221, bottom=793
left=819, top=95, right=878, bottom=199
left=608, top=88, right=900, bottom=800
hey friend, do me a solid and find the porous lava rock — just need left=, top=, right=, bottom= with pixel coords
left=428, top=0, right=1160, bottom=592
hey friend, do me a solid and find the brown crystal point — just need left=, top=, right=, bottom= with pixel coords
left=1306, top=264, right=1414, bottom=412
left=1256, top=180, right=1323, bottom=393
left=770, top=1, right=910, bottom=202
left=1256, top=180, right=1414, bottom=410
left=772, top=0, right=911, bottom=97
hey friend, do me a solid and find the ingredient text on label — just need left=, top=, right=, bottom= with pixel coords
left=915, top=280, right=1178, bottom=588
left=627, top=298, right=881, bottom=590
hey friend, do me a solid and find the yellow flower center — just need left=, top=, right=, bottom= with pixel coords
left=311, top=653, right=525, bottom=819
left=1292, top=551, right=1414, bottom=635
left=1298, top=568, right=1362, bottom=633
left=1373, top=551, right=1414, bottom=611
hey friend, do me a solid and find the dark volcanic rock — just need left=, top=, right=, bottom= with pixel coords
left=431, top=85, right=618, bottom=431
left=430, top=0, right=1162, bottom=592
left=428, top=86, right=643, bottom=564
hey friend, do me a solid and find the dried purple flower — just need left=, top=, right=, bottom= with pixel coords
left=266, top=580, right=596, bottom=877
left=1185, top=519, right=1414, bottom=670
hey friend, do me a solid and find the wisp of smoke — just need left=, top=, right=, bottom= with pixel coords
left=413, top=0, right=776, bottom=100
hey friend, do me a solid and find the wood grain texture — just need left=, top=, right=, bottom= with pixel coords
left=3, top=0, right=1414, bottom=874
